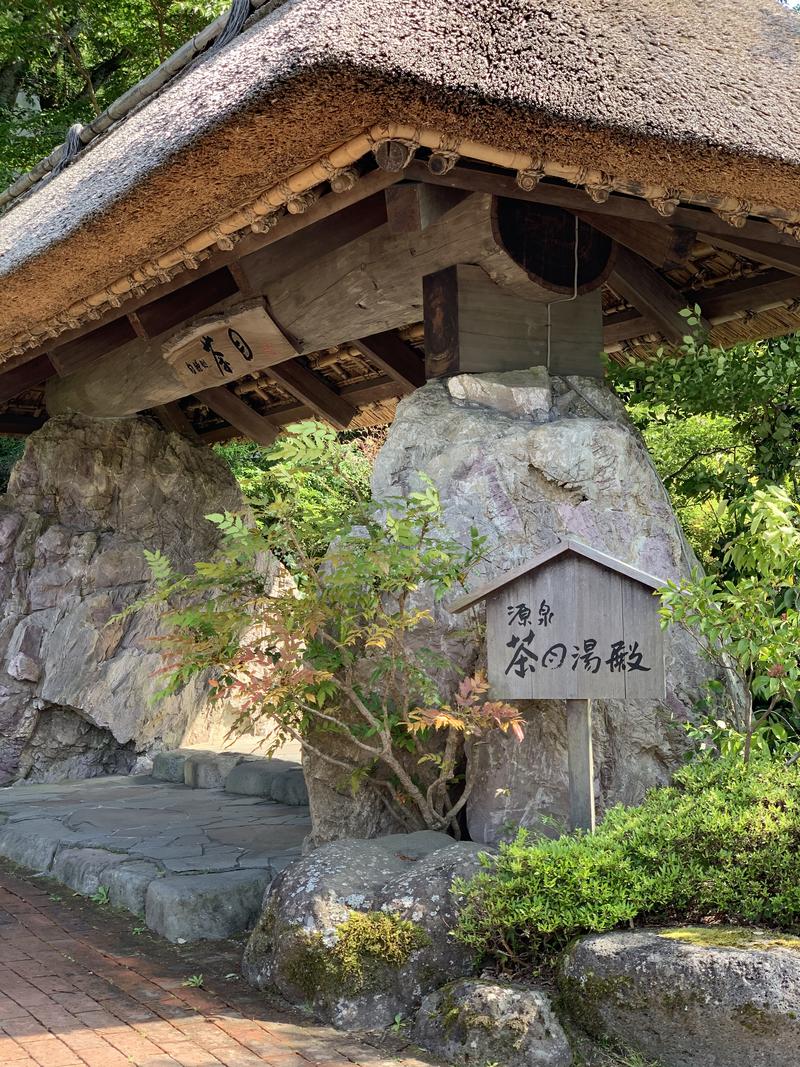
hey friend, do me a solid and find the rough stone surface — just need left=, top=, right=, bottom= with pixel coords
left=561, top=927, right=800, bottom=1067
left=243, top=831, right=483, bottom=1029
left=414, top=979, right=573, bottom=1066
left=146, top=869, right=272, bottom=942
left=225, top=759, right=309, bottom=805
left=0, top=414, right=284, bottom=785
left=359, top=369, right=742, bottom=844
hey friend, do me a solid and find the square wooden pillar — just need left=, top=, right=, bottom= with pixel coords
left=423, top=264, right=603, bottom=379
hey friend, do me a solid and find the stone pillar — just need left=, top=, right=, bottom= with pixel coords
left=372, top=367, right=739, bottom=844
left=0, top=414, right=278, bottom=784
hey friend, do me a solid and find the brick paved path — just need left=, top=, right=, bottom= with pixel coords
left=0, top=865, right=434, bottom=1067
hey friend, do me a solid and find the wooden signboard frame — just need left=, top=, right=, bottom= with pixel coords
left=450, top=539, right=666, bottom=832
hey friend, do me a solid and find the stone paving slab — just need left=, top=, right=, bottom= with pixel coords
left=0, top=862, right=438, bottom=1067
left=0, top=776, right=310, bottom=942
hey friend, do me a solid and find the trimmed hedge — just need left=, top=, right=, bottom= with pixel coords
left=455, top=757, right=800, bottom=967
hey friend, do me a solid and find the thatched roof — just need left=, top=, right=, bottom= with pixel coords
left=0, top=0, right=798, bottom=356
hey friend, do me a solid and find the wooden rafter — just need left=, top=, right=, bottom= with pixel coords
left=351, top=331, right=426, bottom=393
left=605, top=268, right=800, bottom=346
left=609, top=246, right=711, bottom=345
left=697, top=233, right=800, bottom=276
left=578, top=212, right=695, bottom=270
left=384, top=183, right=467, bottom=235
left=153, top=402, right=199, bottom=440
left=194, top=386, right=280, bottom=446
left=0, top=354, right=55, bottom=404
left=266, top=359, right=357, bottom=430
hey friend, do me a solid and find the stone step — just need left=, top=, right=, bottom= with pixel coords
left=151, top=748, right=308, bottom=805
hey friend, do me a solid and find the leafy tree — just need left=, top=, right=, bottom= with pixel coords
left=0, top=435, right=24, bottom=492
left=0, top=0, right=227, bottom=186
left=127, top=422, right=524, bottom=835
left=659, top=485, right=800, bottom=761
left=608, top=325, right=800, bottom=571
left=213, top=428, right=373, bottom=564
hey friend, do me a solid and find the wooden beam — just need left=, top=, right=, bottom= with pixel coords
left=137, top=268, right=239, bottom=338
left=603, top=268, right=800, bottom=346
left=350, top=331, right=426, bottom=393
left=50, top=318, right=137, bottom=376
left=423, top=266, right=460, bottom=378
left=7, top=169, right=405, bottom=375
left=609, top=246, right=710, bottom=345
left=384, top=183, right=467, bottom=235
left=423, top=263, right=604, bottom=378
left=194, top=386, right=280, bottom=446
left=238, top=191, right=388, bottom=295
left=266, top=359, right=357, bottom=430
left=578, top=213, right=694, bottom=270
left=407, top=162, right=800, bottom=249
left=0, top=354, right=55, bottom=404
left=153, top=402, right=199, bottom=440
left=697, top=233, right=800, bottom=276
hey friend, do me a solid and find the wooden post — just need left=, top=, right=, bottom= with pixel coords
left=566, top=698, right=596, bottom=833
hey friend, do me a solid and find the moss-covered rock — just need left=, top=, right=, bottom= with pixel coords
left=413, top=979, right=573, bottom=1066
left=560, top=928, right=800, bottom=1067
left=242, top=830, right=483, bottom=1029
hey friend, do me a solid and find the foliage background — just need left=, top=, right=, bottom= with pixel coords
left=0, top=0, right=227, bottom=187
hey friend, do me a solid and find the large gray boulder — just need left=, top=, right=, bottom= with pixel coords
left=242, top=831, right=483, bottom=1029
left=354, top=368, right=741, bottom=844
left=0, top=414, right=282, bottom=784
left=414, top=979, right=573, bottom=1066
left=561, top=927, right=800, bottom=1067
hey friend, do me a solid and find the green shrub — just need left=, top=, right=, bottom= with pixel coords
left=455, top=757, right=800, bottom=968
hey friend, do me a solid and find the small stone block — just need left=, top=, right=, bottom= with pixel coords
left=224, top=759, right=308, bottom=806
left=104, top=861, right=163, bottom=916
left=0, top=825, right=62, bottom=872
left=145, top=869, right=272, bottom=942
left=151, top=749, right=192, bottom=783
left=50, top=847, right=132, bottom=896
left=184, top=752, right=244, bottom=790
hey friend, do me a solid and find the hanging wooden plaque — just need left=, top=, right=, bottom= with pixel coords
left=161, top=297, right=297, bottom=390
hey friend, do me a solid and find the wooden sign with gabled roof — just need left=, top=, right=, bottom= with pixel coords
left=450, top=539, right=667, bottom=831
left=450, top=539, right=666, bottom=702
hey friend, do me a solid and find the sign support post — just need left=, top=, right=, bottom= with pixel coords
left=566, top=698, right=595, bottom=832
